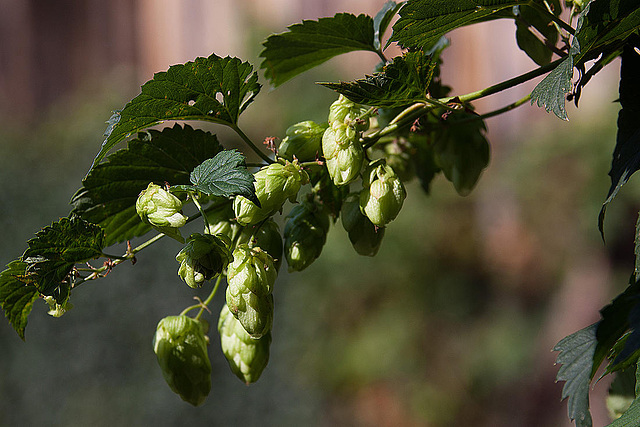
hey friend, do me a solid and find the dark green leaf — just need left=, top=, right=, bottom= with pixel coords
left=320, top=51, right=436, bottom=108
left=172, top=150, right=259, bottom=206
left=0, top=260, right=39, bottom=340
left=409, top=133, right=441, bottom=194
left=599, top=40, right=640, bottom=238
left=530, top=53, right=574, bottom=120
left=390, top=0, right=520, bottom=50
left=22, top=217, right=105, bottom=296
left=554, top=323, right=598, bottom=427
left=576, top=0, right=640, bottom=65
left=90, top=55, right=260, bottom=169
left=514, top=2, right=560, bottom=66
left=607, top=359, right=640, bottom=426
left=72, top=124, right=222, bottom=246
left=433, top=112, right=490, bottom=195
left=260, top=13, right=377, bottom=87
left=374, top=1, right=404, bottom=50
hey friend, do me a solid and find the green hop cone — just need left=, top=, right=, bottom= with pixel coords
left=236, top=219, right=283, bottom=271
left=284, top=200, right=330, bottom=272
left=341, top=194, right=385, bottom=256
left=136, top=182, right=187, bottom=243
left=359, top=160, right=407, bottom=227
left=218, top=304, right=271, bottom=384
left=153, top=315, right=211, bottom=406
left=278, top=120, right=327, bottom=162
left=234, top=161, right=309, bottom=226
left=176, top=233, right=232, bottom=288
left=322, top=122, right=364, bottom=186
left=328, top=94, right=370, bottom=132
left=203, top=202, right=239, bottom=240
left=226, top=245, right=277, bottom=338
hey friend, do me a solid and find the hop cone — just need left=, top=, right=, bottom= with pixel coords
left=176, top=233, right=232, bottom=288
left=322, top=122, right=364, bottom=186
left=284, top=200, right=330, bottom=272
left=328, top=95, right=370, bottom=132
left=218, top=304, right=271, bottom=384
left=234, top=161, right=309, bottom=226
left=341, top=194, right=385, bottom=256
left=203, top=202, right=239, bottom=240
left=360, top=160, right=406, bottom=227
left=278, top=120, right=327, bottom=162
left=236, top=219, right=283, bottom=271
left=226, top=245, right=277, bottom=338
left=153, top=315, right=211, bottom=406
left=136, top=182, right=187, bottom=242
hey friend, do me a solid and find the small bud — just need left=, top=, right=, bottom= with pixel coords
left=136, top=182, right=187, bottom=242
left=43, top=295, right=73, bottom=317
left=176, top=233, right=232, bottom=288
left=322, top=123, right=364, bottom=186
left=278, top=120, right=327, bottom=162
left=359, top=160, right=407, bottom=227
left=153, top=315, right=211, bottom=406
left=234, top=161, right=309, bottom=226
left=236, top=219, right=283, bottom=271
left=284, top=201, right=330, bottom=272
left=341, top=194, right=385, bottom=256
left=226, top=245, right=277, bottom=338
left=218, top=304, right=271, bottom=384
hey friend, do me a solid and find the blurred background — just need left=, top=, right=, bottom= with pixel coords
left=0, top=1, right=633, bottom=426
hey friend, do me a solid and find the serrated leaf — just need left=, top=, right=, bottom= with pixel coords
left=607, top=359, right=640, bottom=427
left=599, top=40, right=640, bottom=238
left=554, top=323, right=598, bottom=427
left=433, top=112, right=490, bottom=195
left=71, top=124, right=222, bottom=246
left=172, top=150, right=259, bottom=206
left=0, top=260, right=39, bottom=340
left=373, top=1, right=404, bottom=50
left=390, top=0, right=519, bottom=50
left=530, top=53, right=574, bottom=120
left=22, top=217, right=105, bottom=296
left=260, top=13, right=377, bottom=87
left=90, top=55, right=260, bottom=169
left=320, top=51, right=436, bottom=108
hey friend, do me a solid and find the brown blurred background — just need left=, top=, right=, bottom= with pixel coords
left=0, top=1, right=631, bottom=426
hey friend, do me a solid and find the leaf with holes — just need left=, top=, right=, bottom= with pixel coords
left=0, top=260, right=39, bottom=340
left=71, top=124, right=222, bottom=246
left=171, top=150, right=259, bottom=207
left=90, top=54, right=260, bottom=170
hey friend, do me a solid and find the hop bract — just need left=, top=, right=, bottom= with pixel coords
left=218, top=304, right=271, bottom=384
left=284, top=200, right=330, bottom=272
left=226, top=245, right=277, bottom=338
left=136, top=182, right=187, bottom=242
left=203, top=202, right=239, bottom=240
left=359, top=160, right=407, bottom=227
left=278, top=120, right=327, bottom=162
left=234, top=161, right=309, bottom=226
left=153, top=315, right=211, bottom=406
left=322, top=122, right=364, bottom=186
left=328, top=95, right=370, bottom=132
left=236, top=219, right=283, bottom=271
left=341, top=194, right=385, bottom=256
left=176, top=233, right=232, bottom=288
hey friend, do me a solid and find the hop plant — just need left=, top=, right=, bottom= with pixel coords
left=226, top=245, right=277, bottom=338
left=176, top=233, right=232, bottom=288
left=341, top=194, right=386, bottom=256
left=136, top=182, right=188, bottom=242
left=360, top=160, right=407, bottom=227
left=278, top=120, right=327, bottom=162
left=153, top=315, right=211, bottom=406
left=236, top=219, right=283, bottom=271
left=218, top=304, right=271, bottom=384
left=203, top=202, right=239, bottom=240
left=322, top=122, right=364, bottom=186
left=284, top=200, right=330, bottom=272
left=328, top=94, right=370, bottom=132
left=234, top=161, right=309, bottom=226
